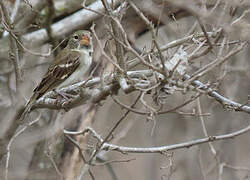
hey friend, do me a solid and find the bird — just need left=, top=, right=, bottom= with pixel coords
left=18, top=30, right=93, bottom=121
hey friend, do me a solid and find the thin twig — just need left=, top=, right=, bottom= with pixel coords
left=197, top=17, right=213, bottom=49
left=65, top=135, right=87, bottom=163
left=5, top=116, right=40, bottom=180
left=196, top=98, right=217, bottom=156
left=91, top=24, right=124, bottom=73
left=128, top=0, right=166, bottom=75
left=88, top=92, right=142, bottom=163
left=185, top=42, right=246, bottom=86
left=102, top=125, right=250, bottom=153
left=45, top=152, right=64, bottom=180
left=93, top=158, right=136, bottom=166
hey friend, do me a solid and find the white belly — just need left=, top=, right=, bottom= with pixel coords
left=56, top=52, right=92, bottom=89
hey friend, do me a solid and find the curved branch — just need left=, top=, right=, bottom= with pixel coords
left=102, top=125, right=250, bottom=153
left=185, top=74, right=250, bottom=113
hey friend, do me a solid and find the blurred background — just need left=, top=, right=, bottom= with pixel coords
left=0, top=0, right=250, bottom=180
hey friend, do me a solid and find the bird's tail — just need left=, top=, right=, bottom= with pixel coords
left=18, top=93, right=39, bottom=122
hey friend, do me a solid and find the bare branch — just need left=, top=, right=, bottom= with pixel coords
left=102, top=125, right=250, bottom=153
left=0, top=2, right=22, bottom=88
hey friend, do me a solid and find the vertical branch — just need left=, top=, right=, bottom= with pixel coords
left=196, top=98, right=217, bottom=156
left=101, top=0, right=130, bottom=92
left=45, top=0, right=59, bottom=56
left=0, top=2, right=22, bottom=89
left=197, top=17, right=213, bottom=49
left=110, top=1, right=130, bottom=72
left=111, top=20, right=126, bottom=70
left=128, top=0, right=166, bottom=76
left=104, top=0, right=126, bottom=69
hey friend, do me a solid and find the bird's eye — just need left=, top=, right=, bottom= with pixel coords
left=74, top=35, right=79, bottom=40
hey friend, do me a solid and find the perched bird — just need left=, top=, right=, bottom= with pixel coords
left=19, top=30, right=93, bottom=121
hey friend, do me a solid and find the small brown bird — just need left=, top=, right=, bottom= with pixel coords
left=19, top=30, right=93, bottom=121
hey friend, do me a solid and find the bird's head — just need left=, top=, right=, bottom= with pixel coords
left=67, top=30, right=93, bottom=52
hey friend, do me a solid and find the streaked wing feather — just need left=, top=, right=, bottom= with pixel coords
left=33, top=51, right=80, bottom=99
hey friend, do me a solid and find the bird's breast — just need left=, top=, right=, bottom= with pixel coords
left=56, top=51, right=92, bottom=89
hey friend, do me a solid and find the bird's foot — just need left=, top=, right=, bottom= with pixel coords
left=53, top=89, right=75, bottom=101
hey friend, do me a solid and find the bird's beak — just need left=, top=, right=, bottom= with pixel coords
left=80, top=34, right=90, bottom=46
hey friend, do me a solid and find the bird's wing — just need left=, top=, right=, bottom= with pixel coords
left=33, top=50, right=81, bottom=100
